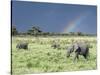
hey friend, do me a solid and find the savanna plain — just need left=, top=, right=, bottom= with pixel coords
left=12, top=36, right=97, bottom=75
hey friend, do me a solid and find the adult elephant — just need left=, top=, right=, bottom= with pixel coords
left=16, top=42, right=28, bottom=50
left=67, top=41, right=89, bottom=62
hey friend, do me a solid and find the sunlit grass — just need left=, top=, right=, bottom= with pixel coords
left=12, top=36, right=97, bottom=75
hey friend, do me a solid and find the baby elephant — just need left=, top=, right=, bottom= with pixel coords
left=67, top=42, right=89, bottom=62
left=16, top=42, right=28, bottom=50
left=51, top=43, right=60, bottom=49
left=51, top=40, right=60, bottom=49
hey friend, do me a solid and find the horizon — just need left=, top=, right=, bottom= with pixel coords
left=12, top=1, right=97, bottom=34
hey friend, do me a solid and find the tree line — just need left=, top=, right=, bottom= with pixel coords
left=11, top=25, right=96, bottom=36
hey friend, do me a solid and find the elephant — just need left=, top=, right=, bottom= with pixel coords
left=51, top=43, right=60, bottom=49
left=67, top=41, right=89, bottom=62
left=16, top=42, right=28, bottom=50
left=51, top=40, right=60, bottom=49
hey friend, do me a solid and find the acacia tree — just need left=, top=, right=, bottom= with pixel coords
left=76, top=32, right=83, bottom=36
left=27, top=26, right=42, bottom=36
left=12, top=25, right=18, bottom=36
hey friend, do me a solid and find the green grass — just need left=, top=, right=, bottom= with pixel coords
left=12, top=36, right=97, bottom=75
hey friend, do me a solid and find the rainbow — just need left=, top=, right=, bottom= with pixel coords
left=62, top=12, right=89, bottom=33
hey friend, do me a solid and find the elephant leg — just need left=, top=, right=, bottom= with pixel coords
left=77, top=55, right=79, bottom=60
left=73, top=52, right=79, bottom=62
left=83, top=54, right=88, bottom=61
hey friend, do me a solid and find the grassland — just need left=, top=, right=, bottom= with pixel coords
left=12, top=36, right=97, bottom=75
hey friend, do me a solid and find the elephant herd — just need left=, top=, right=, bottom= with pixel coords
left=16, top=40, right=91, bottom=62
